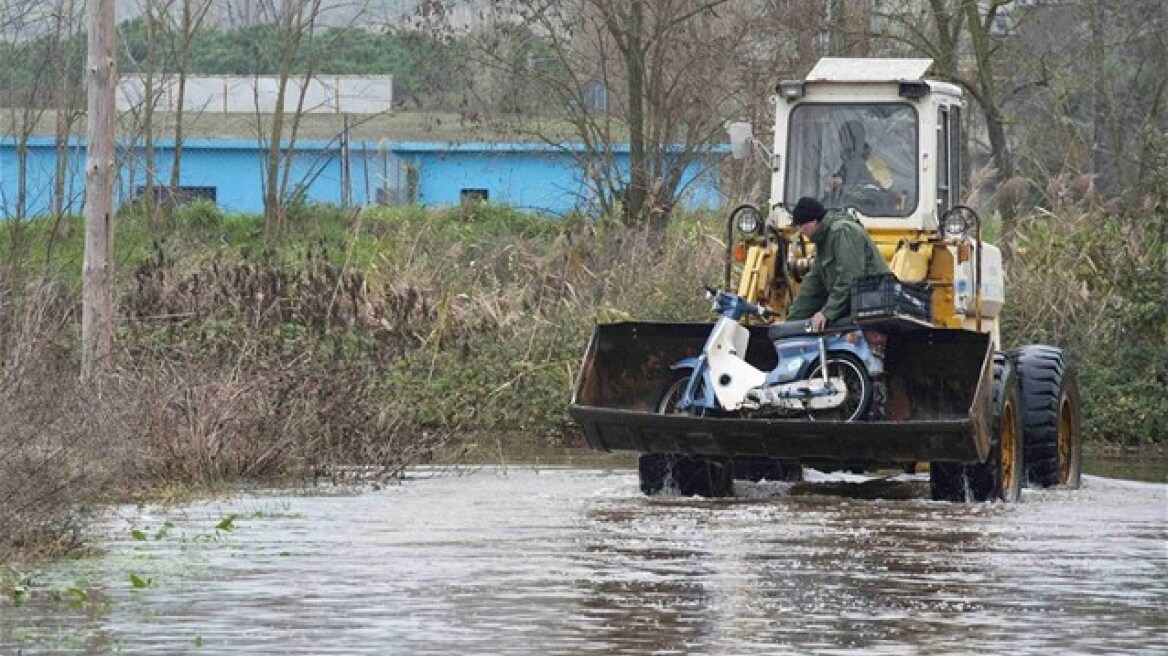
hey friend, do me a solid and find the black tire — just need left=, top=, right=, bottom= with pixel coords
left=638, top=453, right=672, bottom=495
left=930, top=353, right=1023, bottom=502
left=638, top=374, right=734, bottom=498
left=1012, top=345, right=1083, bottom=489
left=732, top=456, right=804, bottom=483
left=929, top=461, right=967, bottom=502
left=803, top=352, right=874, bottom=421
left=637, top=453, right=734, bottom=497
left=968, top=353, right=1023, bottom=502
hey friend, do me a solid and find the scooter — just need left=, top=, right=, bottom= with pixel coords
left=659, top=287, right=882, bottom=421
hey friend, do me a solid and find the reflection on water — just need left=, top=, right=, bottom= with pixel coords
left=2, top=467, right=1165, bottom=655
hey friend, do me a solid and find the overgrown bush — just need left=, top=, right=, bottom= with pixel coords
left=0, top=277, right=109, bottom=560
left=1003, top=197, right=1167, bottom=445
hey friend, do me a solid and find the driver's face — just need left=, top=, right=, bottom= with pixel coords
left=796, top=220, right=819, bottom=238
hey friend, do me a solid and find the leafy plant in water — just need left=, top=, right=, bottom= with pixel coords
left=10, top=585, right=29, bottom=606
left=215, top=514, right=237, bottom=532
left=64, top=587, right=87, bottom=609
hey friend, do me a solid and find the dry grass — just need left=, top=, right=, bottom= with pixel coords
left=0, top=277, right=111, bottom=560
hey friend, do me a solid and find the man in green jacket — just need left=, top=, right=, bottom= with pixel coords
left=787, top=197, right=890, bottom=331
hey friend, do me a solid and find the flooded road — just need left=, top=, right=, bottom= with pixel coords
left=3, top=466, right=1165, bottom=655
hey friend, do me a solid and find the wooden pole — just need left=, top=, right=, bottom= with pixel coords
left=81, top=0, right=117, bottom=381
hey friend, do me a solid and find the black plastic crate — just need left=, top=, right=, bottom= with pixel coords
left=851, top=273, right=932, bottom=322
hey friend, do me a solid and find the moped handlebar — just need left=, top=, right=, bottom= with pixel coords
left=703, top=285, right=771, bottom=320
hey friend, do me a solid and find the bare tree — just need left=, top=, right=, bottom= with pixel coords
left=947, top=0, right=1167, bottom=209
left=865, top=0, right=1025, bottom=253
left=0, top=1, right=85, bottom=264
left=468, top=0, right=743, bottom=225
left=164, top=0, right=214, bottom=191
left=136, top=0, right=164, bottom=222
left=2, top=37, right=51, bottom=226
left=252, top=0, right=327, bottom=231
left=50, top=0, right=86, bottom=232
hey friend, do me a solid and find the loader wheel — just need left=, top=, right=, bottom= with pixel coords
left=637, top=454, right=734, bottom=498
left=638, top=454, right=672, bottom=495
left=1012, top=345, right=1083, bottom=489
left=930, top=353, right=1022, bottom=502
left=732, top=457, right=804, bottom=483
left=969, top=353, right=1023, bottom=502
left=928, top=461, right=966, bottom=502
left=641, top=376, right=734, bottom=497
left=804, top=352, right=873, bottom=421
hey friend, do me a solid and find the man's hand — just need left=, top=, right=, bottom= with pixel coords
left=810, top=311, right=828, bottom=332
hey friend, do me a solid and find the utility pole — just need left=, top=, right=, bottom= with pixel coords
left=81, top=0, right=116, bottom=382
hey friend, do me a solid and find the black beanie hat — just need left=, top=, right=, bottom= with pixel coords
left=791, top=197, right=826, bottom=225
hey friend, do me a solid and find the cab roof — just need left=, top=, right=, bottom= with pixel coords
left=805, top=58, right=934, bottom=83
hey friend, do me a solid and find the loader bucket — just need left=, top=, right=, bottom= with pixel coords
left=568, top=321, right=994, bottom=466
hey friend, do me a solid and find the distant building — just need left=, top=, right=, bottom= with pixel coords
left=0, top=137, right=726, bottom=218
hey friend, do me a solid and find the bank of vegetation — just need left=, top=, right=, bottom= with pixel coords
left=2, top=192, right=1165, bottom=560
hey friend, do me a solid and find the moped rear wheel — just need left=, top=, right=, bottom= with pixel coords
left=804, top=352, right=873, bottom=421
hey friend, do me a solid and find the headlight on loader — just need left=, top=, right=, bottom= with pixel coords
left=942, top=210, right=969, bottom=239
left=733, top=205, right=763, bottom=235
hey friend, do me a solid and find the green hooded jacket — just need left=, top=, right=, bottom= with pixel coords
left=787, top=212, right=890, bottom=322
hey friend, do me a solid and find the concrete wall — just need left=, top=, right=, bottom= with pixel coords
left=116, top=76, right=394, bottom=114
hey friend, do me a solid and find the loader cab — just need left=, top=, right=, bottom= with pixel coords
left=735, top=58, right=965, bottom=232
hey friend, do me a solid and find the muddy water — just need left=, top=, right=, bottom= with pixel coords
left=3, top=468, right=1165, bottom=655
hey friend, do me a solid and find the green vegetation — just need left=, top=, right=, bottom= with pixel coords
left=1003, top=203, right=1167, bottom=446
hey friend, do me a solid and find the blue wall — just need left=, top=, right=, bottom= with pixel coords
left=0, top=137, right=726, bottom=218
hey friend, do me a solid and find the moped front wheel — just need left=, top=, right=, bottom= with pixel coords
left=656, top=373, right=708, bottom=415
left=804, top=352, right=873, bottom=421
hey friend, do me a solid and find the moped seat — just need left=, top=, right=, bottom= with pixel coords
left=768, top=320, right=812, bottom=340
left=768, top=319, right=861, bottom=340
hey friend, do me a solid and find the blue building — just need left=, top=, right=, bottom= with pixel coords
left=0, top=136, right=726, bottom=218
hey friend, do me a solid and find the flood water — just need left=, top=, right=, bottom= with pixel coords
left=2, top=466, right=1165, bottom=655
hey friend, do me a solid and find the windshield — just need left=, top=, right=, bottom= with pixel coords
left=784, top=103, right=918, bottom=217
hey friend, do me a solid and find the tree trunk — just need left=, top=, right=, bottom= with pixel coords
left=624, top=1, right=648, bottom=224
left=142, top=0, right=158, bottom=223
left=82, top=0, right=117, bottom=381
left=961, top=0, right=1016, bottom=260
left=171, top=1, right=211, bottom=190
left=1089, top=0, right=1114, bottom=197
left=985, top=111, right=1016, bottom=247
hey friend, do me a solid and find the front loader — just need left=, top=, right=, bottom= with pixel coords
left=568, top=58, right=1084, bottom=502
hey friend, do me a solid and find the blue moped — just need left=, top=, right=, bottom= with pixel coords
left=660, top=287, right=882, bottom=421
